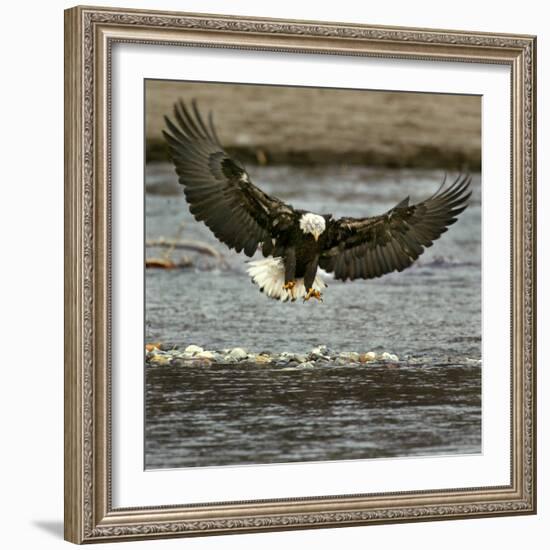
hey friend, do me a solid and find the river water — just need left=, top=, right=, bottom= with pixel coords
left=145, top=165, right=482, bottom=469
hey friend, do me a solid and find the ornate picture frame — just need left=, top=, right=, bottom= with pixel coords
left=64, top=5, right=536, bottom=543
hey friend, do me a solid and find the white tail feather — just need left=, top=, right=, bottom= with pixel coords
left=246, top=257, right=326, bottom=302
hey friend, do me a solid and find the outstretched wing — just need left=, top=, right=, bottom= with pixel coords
left=163, top=100, right=295, bottom=257
left=319, top=174, right=472, bottom=281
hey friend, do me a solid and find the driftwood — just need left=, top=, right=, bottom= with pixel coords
left=146, top=238, right=223, bottom=259
left=145, top=258, right=193, bottom=269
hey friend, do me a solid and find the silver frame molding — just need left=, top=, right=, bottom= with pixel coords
left=64, top=5, right=536, bottom=544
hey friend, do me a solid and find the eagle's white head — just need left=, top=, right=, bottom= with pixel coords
left=299, top=213, right=326, bottom=242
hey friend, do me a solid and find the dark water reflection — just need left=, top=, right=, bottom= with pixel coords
left=146, top=362, right=481, bottom=468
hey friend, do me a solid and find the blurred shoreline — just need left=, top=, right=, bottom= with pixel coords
left=147, top=141, right=480, bottom=170
left=146, top=80, right=481, bottom=170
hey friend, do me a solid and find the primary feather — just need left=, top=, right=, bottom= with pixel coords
left=163, top=99, right=294, bottom=258
left=319, top=174, right=472, bottom=281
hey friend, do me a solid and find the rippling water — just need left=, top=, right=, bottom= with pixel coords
left=145, top=165, right=482, bottom=469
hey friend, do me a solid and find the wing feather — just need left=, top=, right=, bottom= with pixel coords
left=163, top=100, right=295, bottom=256
left=320, top=174, right=472, bottom=280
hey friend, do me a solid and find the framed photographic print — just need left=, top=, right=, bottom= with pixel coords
left=64, top=5, right=536, bottom=544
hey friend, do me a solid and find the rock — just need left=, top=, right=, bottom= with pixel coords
left=254, top=354, right=272, bottom=364
left=171, top=357, right=212, bottom=367
left=338, top=351, right=360, bottom=362
left=359, top=352, right=377, bottom=363
left=158, top=343, right=177, bottom=351
left=298, top=361, right=315, bottom=369
left=145, top=342, right=161, bottom=352
left=184, top=344, right=204, bottom=355
left=148, top=354, right=171, bottom=366
left=310, top=345, right=328, bottom=356
left=295, top=354, right=308, bottom=364
left=196, top=350, right=216, bottom=359
left=309, top=345, right=331, bottom=361
left=380, top=352, right=399, bottom=362
left=228, top=347, right=248, bottom=361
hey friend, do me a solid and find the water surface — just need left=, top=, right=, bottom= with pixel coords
left=145, top=166, right=482, bottom=469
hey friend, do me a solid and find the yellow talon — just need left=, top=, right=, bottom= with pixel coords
left=283, top=281, right=296, bottom=290
left=303, top=288, right=323, bottom=302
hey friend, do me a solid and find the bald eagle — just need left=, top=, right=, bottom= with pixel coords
left=163, top=100, right=472, bottom=303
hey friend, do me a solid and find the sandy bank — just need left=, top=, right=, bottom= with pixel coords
left=146, top=80, right=481, bottom=169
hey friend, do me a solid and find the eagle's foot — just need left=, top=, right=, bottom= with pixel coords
left=303, top=288, right=323, bottom=302
left=283, top=281, right=296, bottom=290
